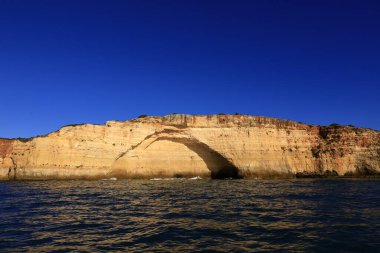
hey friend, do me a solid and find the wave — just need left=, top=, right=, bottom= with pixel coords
left=189, top=176, right=202, bottom=180
left=150, top=176, right=202, bottom=181
left=150, top=178, right=185, bottom=181
left=101, top=177, right=117, bottom=181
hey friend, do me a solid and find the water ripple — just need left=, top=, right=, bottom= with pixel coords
left=0, top=179, right=379, bottom=252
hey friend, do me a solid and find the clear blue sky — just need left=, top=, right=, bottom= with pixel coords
left=1, top=0, right=379, bottom=138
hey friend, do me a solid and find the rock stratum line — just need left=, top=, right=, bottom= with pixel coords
left=1, top=114, right=379, bottom=180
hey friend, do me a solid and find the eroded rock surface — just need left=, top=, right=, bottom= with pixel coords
left=1, top=114, right=379, bottom=180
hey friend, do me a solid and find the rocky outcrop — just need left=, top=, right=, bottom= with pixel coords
left=1, top=114, right=379, bottom=180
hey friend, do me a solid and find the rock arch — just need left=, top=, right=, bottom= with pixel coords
left=111, top=131, right=241, bottom=179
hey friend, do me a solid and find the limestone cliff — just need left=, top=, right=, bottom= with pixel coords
left=1, top=114, right=379, bottom=180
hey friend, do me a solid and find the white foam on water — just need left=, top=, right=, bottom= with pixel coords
left=189, top=176, right=202, bottom=180
left=101, top=177, right=117, bottom=181
left=150, top=178, right=185, bottom=181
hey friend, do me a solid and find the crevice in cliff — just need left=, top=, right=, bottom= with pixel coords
left=115, top=131, right=161, bottom=160
left=115, top=129, right=186, bottom=161
left=7, top=167, right=17, bottom=180
left=6, top=157, right=17, bottom=180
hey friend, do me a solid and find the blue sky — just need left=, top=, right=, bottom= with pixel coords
left=0, top=0, right=379, bottom=137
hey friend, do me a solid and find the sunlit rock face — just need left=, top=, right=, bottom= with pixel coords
left=1, top=114, right=379, bottom=180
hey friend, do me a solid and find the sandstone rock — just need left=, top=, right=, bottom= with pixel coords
left=0, top=114, right=379, bottom=180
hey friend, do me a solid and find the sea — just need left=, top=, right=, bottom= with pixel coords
left=0, top=178, right=379, bottom=252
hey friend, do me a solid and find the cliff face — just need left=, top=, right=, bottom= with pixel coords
left=1, top=114, right=379, bottom=180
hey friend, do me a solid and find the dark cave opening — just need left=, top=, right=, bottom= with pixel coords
left=210, top=165, right=243, bottom=179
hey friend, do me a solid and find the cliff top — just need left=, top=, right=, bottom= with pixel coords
left=1, top=114, right=377, bottom=141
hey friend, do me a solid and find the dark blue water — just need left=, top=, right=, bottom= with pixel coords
left=0, top=179, right=379, bottom=252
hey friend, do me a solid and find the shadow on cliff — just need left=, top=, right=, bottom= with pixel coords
left=113, top=134, right=242, bottom=179
left=154, top=137, right=242, bottom=179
